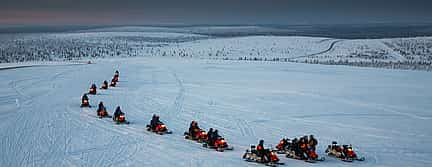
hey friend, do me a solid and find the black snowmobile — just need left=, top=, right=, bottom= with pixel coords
left=100, top=80, right=109, bottom=89
left=97, top=107, right=111, bottom=118
left=243, top=145, right=284, bottom=167
left=80, top=94, right=91, bottom=108
left=113, top=113, right=129, bottom=124
left=202, top=136, right=234, bottom=152
left=146, top=120, right=172, bottom=135
left=325, top=141, right=365, bottom=162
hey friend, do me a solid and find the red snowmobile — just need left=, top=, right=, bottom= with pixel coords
left=113, top=113, right=129, bottom=124
left=89, top=88, right=96, bottom=95
left=113, top=76, right=119, bottom=83
left=275, top=138, right=291, bottom=154
left=285, top=145, right=324, bottom=163
left=243, top=145, right=284, bottom=166
left=184, top=129, right=208, bottom=143
left=81, top=99, right=90, bottom=107
left=146, top=123, right=172, bottom=135
left=203, top=137, right=234, bottom=152
left=100, top=81, right=108, bottom=89
left=325, top=142, right=365, bottom=162
left=97, top=107, right=111, bottom=118
left=110, top=79, right=117, bottom=87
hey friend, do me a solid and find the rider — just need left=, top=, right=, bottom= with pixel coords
left=297, top=137, right=307, bottom=159
left=91, top=83, right=97, bottom=89
left=308, top=135, right=318, bottom=151
left=276, top=138, right=289, bottom=150
left=113, top=106, right=123, bottom=120
left=110, top=78, right=117, bottom=86
left=150, top=115, right=163, bottom=130
left=97, top=101, right=106, bottom=113
left=207, top=128, right=214, bottom=145
left=256, top=139, right=269, bottom=162
left=101, top=80, right=108, bottom=89
left=188, top=121, right=200, bottom=139
left=81, top=93, right=89, bottom=104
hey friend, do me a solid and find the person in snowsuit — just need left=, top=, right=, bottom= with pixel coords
left=114, top=70, right=119, bottom=77
left=101, top=80, right=108, bottom=89
left=113, top=106, right=123, bottom=120
left=150, top=115, right=163, bottom=130
left=297, top=137, right=307, bottom=159
left=97, top=101, right=106, bottom=112
left=207, top=128, right=214, bottom=145
left=308, top=135, right=318, bottom=151
left=209, top=129, right=221, bottom=146
left=188, top=121, right=200, bottom=139
left=81, top=93, right=89, bottom=106
left=110, top=78, right=117, bottom=87
left=256, top=139, right=270, bottom=162
left=113, top=70, right=119, bottom=82
left=290, top=138, right=298, bottom=151
left=276, top=138, right=289, bottom=151
left=150, top=114, right=157, bottom=128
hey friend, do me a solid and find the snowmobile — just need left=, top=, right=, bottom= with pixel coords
left=97, top=108, right=111, bottom=118
left=100, top=81, right=108, bottom=89
left=184, top=129, right=208, bottom=143
left=202, top=137, right=234, bottom=152
left=325, top=142, right=365, bottom=162
left=275, top=138, right=291, bottom=154
left=146, top=123, right=172, bottom=135
left=285, top=147, right=324, bottom=163
left=81, top=99, right=90, bottom=107
left=113, top=113, right=129, bottom=124
left=114, top=71, right=119, bottom=80
left=89, top=87, right=97, bottom=95
left=110, top=80, right=117, bottom=87
left=243, top=145, right=284, bottom=166
left=113, top=76, right=119, bottom=82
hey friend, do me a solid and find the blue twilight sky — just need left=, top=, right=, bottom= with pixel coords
left=1, top=0, right=431, bottom=25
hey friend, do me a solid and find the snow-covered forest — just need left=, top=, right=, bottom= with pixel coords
left=1, top=28, right=432, bottom=71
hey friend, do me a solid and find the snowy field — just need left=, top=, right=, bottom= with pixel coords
left=1, top=57, right=431, bottom=167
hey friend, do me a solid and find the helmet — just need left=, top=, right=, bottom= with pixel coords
left=259, top=140, right=264, bottom=144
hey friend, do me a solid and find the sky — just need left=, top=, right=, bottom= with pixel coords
left=0, top=0, right=431, bottom=26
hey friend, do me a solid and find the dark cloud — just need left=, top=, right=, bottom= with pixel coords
left=0, top=0, right=431, bottom=25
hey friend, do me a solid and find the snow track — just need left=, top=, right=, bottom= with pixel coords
left=0, top=57, right=431, bottom=167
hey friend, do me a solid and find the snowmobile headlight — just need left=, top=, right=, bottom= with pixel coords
left=161, top=125, right=166, bottom=128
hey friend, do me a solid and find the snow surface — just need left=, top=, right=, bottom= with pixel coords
left=1, top=57, right=431, bottom=167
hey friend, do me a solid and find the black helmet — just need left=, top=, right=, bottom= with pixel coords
left=259, top=140, right=264, bottom=144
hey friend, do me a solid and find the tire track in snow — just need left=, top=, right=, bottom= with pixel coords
left=290, top=39, right=345, bottom=60
left=171, top=71, right=185, bottom=113
left=236, top=119, right=256, bottom=138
